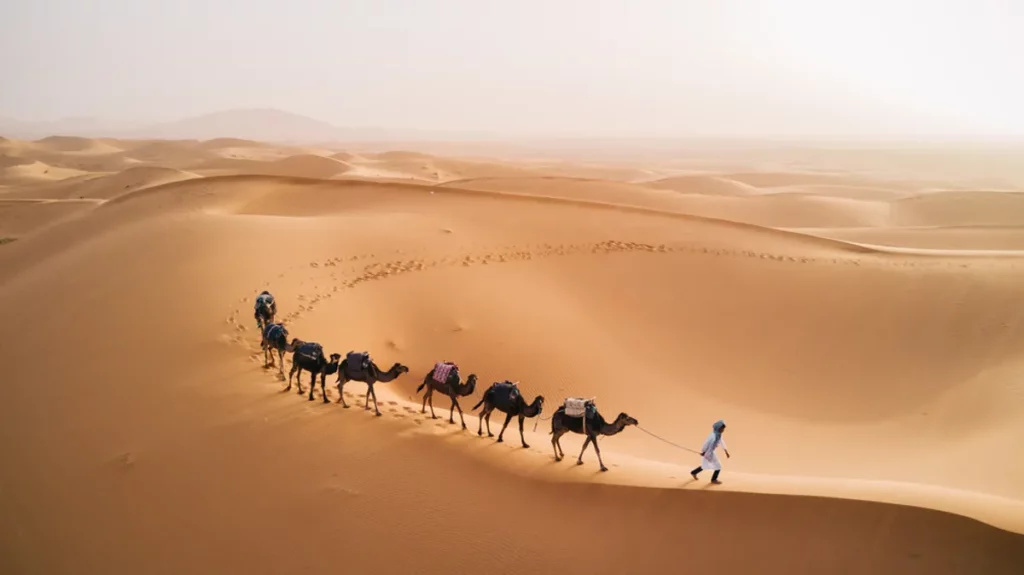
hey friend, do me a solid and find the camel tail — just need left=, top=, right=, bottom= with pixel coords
left=471, top=397, right=486, bottom=411
left=415, top=381, right=427, bottom=393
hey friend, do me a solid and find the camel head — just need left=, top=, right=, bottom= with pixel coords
left=533, top=395, right=546, bottom=410
left=614, top=412, right=639, bottom=428
left=465, top=373, right=478, bottom=391
left=328, top=353, right=341, bottom=364
left=393, top=363, right=410, bottom=375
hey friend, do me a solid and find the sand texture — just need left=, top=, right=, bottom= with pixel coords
left=2, top=136, right=1024, bottom=574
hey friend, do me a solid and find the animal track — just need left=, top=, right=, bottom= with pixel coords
left=240, top=235, right=1022, bottom=434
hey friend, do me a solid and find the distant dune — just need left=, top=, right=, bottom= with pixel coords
left=33, top=135, right=124, bottom=155
left=642, top=174, right=760, bottom=196
left=196, top=137, right=271, bottom=150
left=723, top=170, right=911, bottom=189
left=0, top=160, right=91, bottom=185
left=2, top=134, right=1024, bottom=575
left=194, top=154, right=351, bottom=179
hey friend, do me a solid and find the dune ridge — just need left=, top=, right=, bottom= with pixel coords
left=2, top=135, right=1024, bottom=574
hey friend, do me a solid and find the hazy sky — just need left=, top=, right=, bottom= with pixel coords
left=1, top=0, right=1021, bottom=137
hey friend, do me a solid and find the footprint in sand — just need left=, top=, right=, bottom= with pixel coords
left=114, top=452, right=136, bottom=469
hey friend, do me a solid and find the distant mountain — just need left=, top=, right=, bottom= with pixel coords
left=0, top=108, right=473, bottom=144
left=122, top=108, right=391, bottom=143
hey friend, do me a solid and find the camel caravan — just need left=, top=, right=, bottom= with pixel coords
left=254, top=290, right=640, bottom=471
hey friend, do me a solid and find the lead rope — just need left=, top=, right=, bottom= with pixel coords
left=532, top=413, right=552, bottom=433
left=635, top=425, right=702, bottom=455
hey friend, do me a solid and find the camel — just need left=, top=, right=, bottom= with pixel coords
left=335, top=351, right=409, bottom=416
left=254, top=290, right=276, bottom=331
left=472, top=381, right=544, bottom=448
left=261, top=322, right=299, bottom=377
left=285, top=341, right=341, bottom=403
left=550, top=405, right=638, bottom=472
left=415, top=362, right=479, bottom=429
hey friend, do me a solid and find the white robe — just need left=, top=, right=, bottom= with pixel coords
left=699, top=432, right=727, bottom=471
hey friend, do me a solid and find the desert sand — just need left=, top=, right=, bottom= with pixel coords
left=2, top=135, right=1024, bottom=574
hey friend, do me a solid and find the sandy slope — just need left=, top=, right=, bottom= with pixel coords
left=2, top=137, right=1024, bottom=574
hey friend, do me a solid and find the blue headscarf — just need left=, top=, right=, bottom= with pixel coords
left=712, top=419, right=726, bottom=446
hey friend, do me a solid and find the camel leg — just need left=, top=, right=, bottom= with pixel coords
left=427, top=389, right=437, bottom=419
left=577, top=436, right=593, bottom=466
left=286, top=363, right=297, bottom=392
left=277, top=348, right=286, bottom=378
left=552, top=429, right=565, bottom=461
left=335, top=380, right=350, bottom=408
left=477, top=405, right=487, bottom=436
left=591, top=436, right=608, bottom=472
left=484, top=408, right=494, bottom=437
left=517, top=414, right=529, bottom=449
left=497, top=412, right=513, bottom=443
left=420, top=386, right=429, bottom=413
left=318, top=371, right=329, bottom=404
left=307, top=369, right=316, bottom=402
left=450, top=395, right=466, bottom=429
left=368, top=384, right=382, bottom=416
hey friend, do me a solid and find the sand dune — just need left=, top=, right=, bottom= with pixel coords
left=2, top=166, right=200, bottom=202
left=0, top=160, right=90, bottom=185
left=194, top=154, right=352, bottom=179
left=893, top=191, right=1024, bottom=227
left=757, top=183, right=910, bottom=201
left=793, top=226, right=1024, bottom=251
left=119, top=140, right=214, bottom=167
left=642, top=174, right=761, bottom=196
left=0, top=198, right=99, bottom=237
left=2, top=136, right=1024, bottom=574
left=33, top=135, right=125, bottom=154
left=196, top=137, right=270, bottom=150
left=672, top=193, right=893, bottom=228
left=443, top=175, right=686, bottom=207
left=0, top=154, right=35, bottom=169
left=719, top=170, right=936, bottom=192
